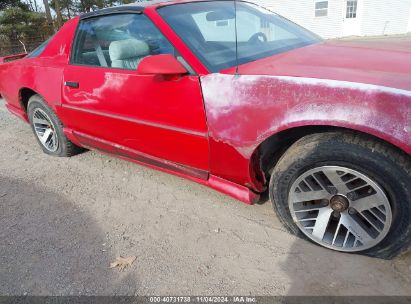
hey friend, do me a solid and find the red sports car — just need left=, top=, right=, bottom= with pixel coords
left=1, top=0, right=410, bottom=258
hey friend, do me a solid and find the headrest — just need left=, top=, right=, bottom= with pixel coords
left=109, top=39, right=149, bottom=61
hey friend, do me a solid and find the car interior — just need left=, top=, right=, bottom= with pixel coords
left=72, top=14, right=174, bottom=70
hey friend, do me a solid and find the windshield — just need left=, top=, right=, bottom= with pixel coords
left=158, top=1, right=321, bottom=72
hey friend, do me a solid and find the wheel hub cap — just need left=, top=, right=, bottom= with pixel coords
left=330, top=195, right=349, bottom=212
left=288, top=166, right=392, bottom=252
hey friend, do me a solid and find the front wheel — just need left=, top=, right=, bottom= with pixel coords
left=269, top=131, right=411, bottom=258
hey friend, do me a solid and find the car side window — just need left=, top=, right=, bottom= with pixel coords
left=71, top=13, right=175, bottom=70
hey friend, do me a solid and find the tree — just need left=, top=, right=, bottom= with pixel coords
left=74, top=0, right=107, bottom=12
left=42, top=0, right=54, bottom=32
left=55, top=0, right=137, bottom=14
left=0, top=0, right=30, bottom=11
left=25, top=0, right=39, bottom=12
left=0, top=7, right=49, bottom=54
left=50, top=0, right=74, bottom=20
left=59, top=0, right=75, bottom=18
left=54, top=0, right=63, bottom=28
left=105, top=0, right=134, bottom=5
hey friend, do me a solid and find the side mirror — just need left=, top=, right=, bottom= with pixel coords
left=137, top=54, right=187, bottom=76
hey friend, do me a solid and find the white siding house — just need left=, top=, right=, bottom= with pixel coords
left=408, top=5, right=411, bottom=32
left=254, top=0, right=411, bottom=38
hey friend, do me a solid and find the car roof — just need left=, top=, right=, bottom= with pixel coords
left=80, top=0, right=224, bottom=19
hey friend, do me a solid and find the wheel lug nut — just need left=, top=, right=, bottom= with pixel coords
left=322, top=199, right=329, bottom=206
left=348, top=207, right=356, bottom=215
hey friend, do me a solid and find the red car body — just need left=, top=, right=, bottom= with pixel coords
left=1, top=0, right=410, bottom=204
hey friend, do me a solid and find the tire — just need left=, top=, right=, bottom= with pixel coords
left=269, top=131, right=411, bottom=259
left=27, top=94, right=83, bottom=157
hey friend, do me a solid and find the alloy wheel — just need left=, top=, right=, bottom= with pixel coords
left=288, top=166, right=392, bottom=252
left=32, top=108, right=59, bottom=152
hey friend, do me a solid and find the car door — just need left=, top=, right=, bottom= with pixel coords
left=60, top=13, right=209, bottom=176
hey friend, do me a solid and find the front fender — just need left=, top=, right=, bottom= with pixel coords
left=200, top=74, right=411, bottom=190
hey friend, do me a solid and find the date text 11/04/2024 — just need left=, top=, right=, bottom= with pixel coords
left=149, top=297, right=256, bottom=303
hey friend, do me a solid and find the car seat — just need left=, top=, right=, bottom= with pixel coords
left=109, top=38, right=150, bottom=69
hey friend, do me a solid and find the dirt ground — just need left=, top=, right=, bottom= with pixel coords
left=0, top=97, right=410, bottom=296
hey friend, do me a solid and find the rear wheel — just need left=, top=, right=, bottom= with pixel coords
left=28, top=94, right=83, bottom=157
left=269, top=131, right=411, bottom=258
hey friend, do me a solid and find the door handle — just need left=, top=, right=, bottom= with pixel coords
left=64, top=81, right=79, bottom=88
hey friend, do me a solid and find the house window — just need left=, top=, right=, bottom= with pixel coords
left=315, top=1, right=328, bottom=17
left=346, top=0, right=358, bottom=18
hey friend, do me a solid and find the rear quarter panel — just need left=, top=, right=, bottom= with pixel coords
left=0, top=17, right=78, bottom=114
left=0, top=59, right=62, bottom=111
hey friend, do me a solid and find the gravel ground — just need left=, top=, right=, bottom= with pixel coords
left=0, top=98, right=410, bottom=296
